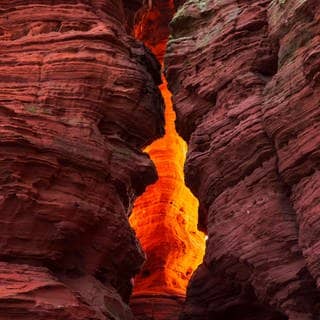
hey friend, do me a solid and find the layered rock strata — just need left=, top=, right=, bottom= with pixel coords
left=165, top=0, right=320, bottom=319
left=0, top=0, right=164, bottom=318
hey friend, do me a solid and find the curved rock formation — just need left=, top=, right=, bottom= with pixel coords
left=129, top=1, right=205, bottom=319
left=0, top=0, right=164, bottom=318
left=165, top=0, right=320, bottom=319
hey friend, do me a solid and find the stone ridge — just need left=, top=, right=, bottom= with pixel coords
left=0, top=0, right=164, bottom=318
left=165, top=0, right=320, bottom=319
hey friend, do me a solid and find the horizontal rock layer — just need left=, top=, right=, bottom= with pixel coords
left=131, top=294, right=184, bottom=320
left=165, top=0, right=320, bottom=319
left=0, top=262, right=135, bottom=320
left=0, top=0, right=164, bottom=318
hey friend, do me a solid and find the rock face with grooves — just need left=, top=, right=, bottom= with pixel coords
left=0, top=0, right=164, bottom=318
left=165, top=0, right=320, bottom=319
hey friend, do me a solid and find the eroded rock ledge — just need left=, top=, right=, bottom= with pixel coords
left=165, top=0, right=320, bottom=319
left=0, top=1, right=164, bottom=318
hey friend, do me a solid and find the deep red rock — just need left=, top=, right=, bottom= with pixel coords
left=131, top=294, right=184, bottom=320
left=264, top=0, right=320, bottom=294
left=0, top=262, right=136, bottom=320
left=165, top=0, right=320, bottom=319
left=0, top=0, right=164, bottom=318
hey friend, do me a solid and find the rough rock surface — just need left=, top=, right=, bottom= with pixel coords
left=130, top=294, right=184, bottom=320
left=0, top=0, right=164, bottom=318
left=130, top=1, right=205, bottom=319
left=165, top=0, right=320, bottom=319
left=0, top=262, right=135, bottom=320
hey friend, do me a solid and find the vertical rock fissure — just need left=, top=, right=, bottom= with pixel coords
left=129, top=1, right=206, bottom=319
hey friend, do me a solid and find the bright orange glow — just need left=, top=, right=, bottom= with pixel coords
left=130, top=76, right=205, bottom=296
left=130, top=2, right=205, bottom=297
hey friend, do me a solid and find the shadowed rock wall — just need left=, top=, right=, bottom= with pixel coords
left=165, top=0, right=320, bottom=319
left=0, top=0, right=164, bottom=318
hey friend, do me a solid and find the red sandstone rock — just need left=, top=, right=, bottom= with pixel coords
left=264, top=0, right=320, bottom=294
left=0, top=262, right=135, bottom=320
left=134, top=0, right=175, bottom=59
left=0, top=0, right=164, bottom=318
left=166, top=0, right=320, bottom=319
left=131, top=294, right=184, bottom=320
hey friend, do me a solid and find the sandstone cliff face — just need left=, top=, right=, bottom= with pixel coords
left=166, top=0, right=320, bottom=319
left=0, top=1, right=164, bottom=318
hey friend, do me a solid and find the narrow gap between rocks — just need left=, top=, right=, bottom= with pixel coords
left=128, top=1, right=206, bottom=318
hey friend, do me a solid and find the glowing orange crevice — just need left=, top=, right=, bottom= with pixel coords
left=130, top=1, right=205, bottom=297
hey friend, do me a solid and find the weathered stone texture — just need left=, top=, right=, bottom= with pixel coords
left=165, top=0, right=320, bottom=319
left=0, top=0, right=164, bottom=318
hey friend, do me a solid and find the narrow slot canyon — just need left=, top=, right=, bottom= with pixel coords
left=129, top=1, right=205, bottom=318
left=0, top=1, right=320, bottom=320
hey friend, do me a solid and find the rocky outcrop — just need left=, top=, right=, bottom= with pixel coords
left=0, top=0, right=164, bottom=318
left=0, top=262, right=136, bottom=320
left=129, top=1, right=205, bottom=319
left=165, top=0, right=320, bottom=319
